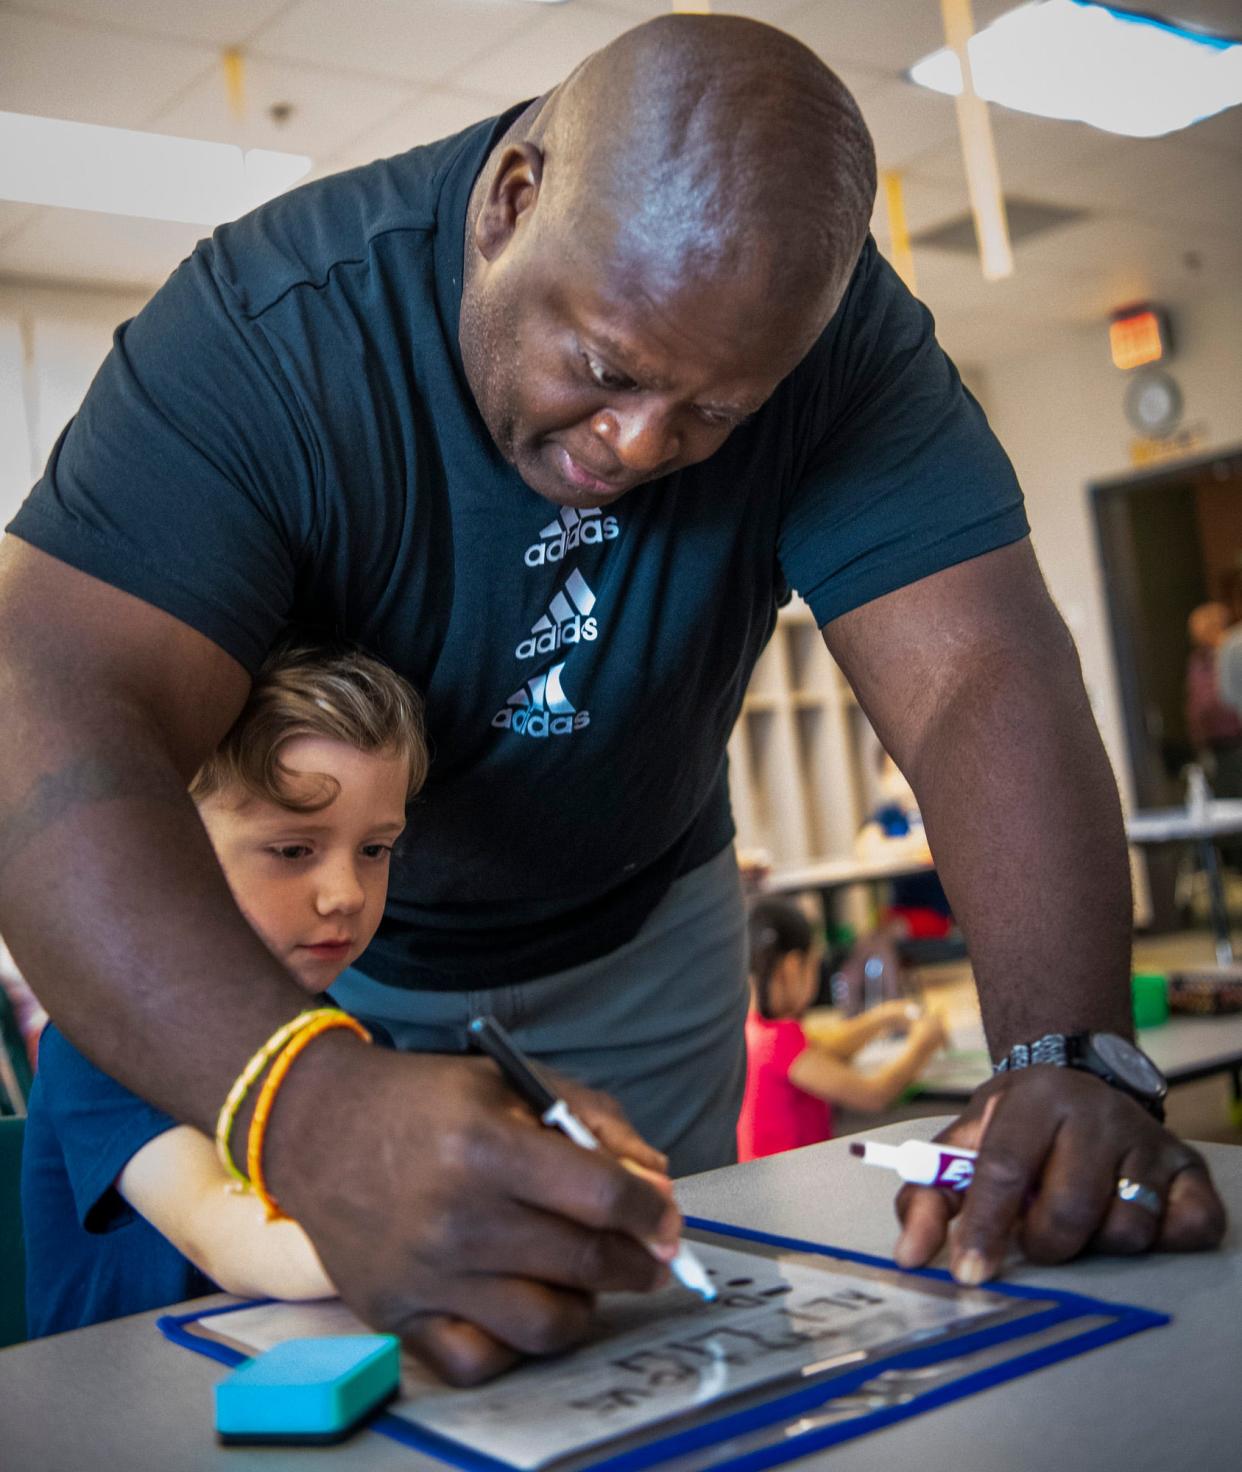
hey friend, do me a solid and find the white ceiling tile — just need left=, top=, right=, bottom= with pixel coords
left=0, top=9, right=215, bottom=128
left=148, top=54, right=411, bottom=162
left=5, top=0, right=292, bottom=48
left=778, top=0, right=1015, bottom=77
left=0, top=206, right=203, bottom=292
left=1038, top=135, right=1242, bottom=232
left=1179, top=103, right=1242, bottom=159
left=446, top=3, right=638, bottom=101
left=311, top=87, right=509, bottom=177
left=1167, top=0, right=1242, bottom=39
left=567, top=1, right=890, bottom=100
left=876, top=171, right=970, bottom=239
left=854, top=77, right=963, bottom=171
left=250, top=0, right=537, bottom=85
left=906, top=108, right=1123, bottom=194
left=1011, top=214, right=1240, bottom=306
left=900, top=203, right=1242, bottom=348
left=594, top=1, right=810, bottom=21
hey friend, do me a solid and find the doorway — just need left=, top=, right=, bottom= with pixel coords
left=1091, top=446, right=1242, bottom=926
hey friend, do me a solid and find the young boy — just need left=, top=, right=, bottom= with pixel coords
left=21, top=645, right=428, bottom=1337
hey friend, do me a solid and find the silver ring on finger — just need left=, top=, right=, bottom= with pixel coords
left=1116, top=1177, right=1162, bottom=1216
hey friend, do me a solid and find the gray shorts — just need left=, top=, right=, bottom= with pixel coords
left=329, top=845, right=749, bottom=1176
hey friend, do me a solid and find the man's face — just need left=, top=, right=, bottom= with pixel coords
left=462, top=216, right=824, bottom=510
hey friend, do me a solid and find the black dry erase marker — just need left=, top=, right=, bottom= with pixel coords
left=467, top=1014, right=716, bottom=1300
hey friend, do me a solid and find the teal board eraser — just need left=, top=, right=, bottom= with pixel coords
left=214, top=1334, right=400, bottom=1444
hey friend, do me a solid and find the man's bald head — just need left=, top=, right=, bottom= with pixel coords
left=459, top=16, right=879, bottom=508
left=529, top=14, right=876, bottom=322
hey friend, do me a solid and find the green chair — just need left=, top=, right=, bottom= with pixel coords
left=0, top=1114, right=26, bottom=1348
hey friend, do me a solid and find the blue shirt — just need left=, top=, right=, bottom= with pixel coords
left=8, top=106, right=1027, bottom=989
left=21, top=1025, right=214, bottom=1338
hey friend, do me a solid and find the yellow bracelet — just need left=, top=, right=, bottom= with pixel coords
left=214, top=1009, right=335, bottom=1186
left=247, top=1012, right=372, bottom=1221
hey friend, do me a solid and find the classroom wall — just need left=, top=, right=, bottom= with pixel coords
left=977, top=284, right=1242, bottom=816
left=0, top=279, right=150, bottom=530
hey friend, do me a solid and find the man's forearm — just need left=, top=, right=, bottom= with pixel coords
left=907, top=628, right=1133, bottom=1056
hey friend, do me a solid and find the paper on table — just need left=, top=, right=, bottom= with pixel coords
left=209, top=1240, right=1018, bottom=1470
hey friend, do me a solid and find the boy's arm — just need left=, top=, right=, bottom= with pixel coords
left=789, top=1014, right=946, bottom=1112
left=118, top=1126, right=335, bottom=1301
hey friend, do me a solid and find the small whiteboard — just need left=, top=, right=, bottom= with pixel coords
left=161, top=1218, right=1167, bottom=1472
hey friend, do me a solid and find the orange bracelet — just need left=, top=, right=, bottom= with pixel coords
left=246, top=1011, right=372, bottom=1221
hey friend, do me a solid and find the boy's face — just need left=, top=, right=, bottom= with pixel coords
left=198, top=736, right=409, bottom=992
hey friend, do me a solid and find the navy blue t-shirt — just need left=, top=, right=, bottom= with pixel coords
left=8, top=106, right=1027, bottom=989
left=21, top=1025, right=215, bottom=1338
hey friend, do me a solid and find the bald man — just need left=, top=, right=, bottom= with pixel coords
left=0, top=16, right=1223, bottom=1382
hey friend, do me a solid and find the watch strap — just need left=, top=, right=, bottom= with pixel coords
left=993, top=1033, right=1068, bottom=1073
left=992, top=1030, right=1167, bottom=1121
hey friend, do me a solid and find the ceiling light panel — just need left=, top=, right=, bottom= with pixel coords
left=910, top=0, right=1242, bottom=138
left=0, top=112, right=311, bottom=225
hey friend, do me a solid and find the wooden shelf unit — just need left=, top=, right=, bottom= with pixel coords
left=728, top=596, right=884, bottom=871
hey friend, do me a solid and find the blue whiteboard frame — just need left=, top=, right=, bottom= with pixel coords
left=158, top=1215, right=1167, bottom=1472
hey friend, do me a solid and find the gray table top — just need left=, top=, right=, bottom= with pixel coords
left=912, top=1010, right=1242, bottom=1100
left=2, top=1118, right=1239, bottom=1472
left=1126, top=799, right=1242, bottom=843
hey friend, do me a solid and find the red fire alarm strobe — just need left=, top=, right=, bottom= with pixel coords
left=1109, top=304, right=1170, bottom=371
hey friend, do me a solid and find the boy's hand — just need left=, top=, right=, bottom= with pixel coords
left=263, top=1037, right=679, bottom=1385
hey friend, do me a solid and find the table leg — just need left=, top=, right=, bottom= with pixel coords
left=1197, top=837, right=1235, bottom=967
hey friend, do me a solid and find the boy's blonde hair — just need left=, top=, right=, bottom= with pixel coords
left=190, top=645, right=429, bottom=812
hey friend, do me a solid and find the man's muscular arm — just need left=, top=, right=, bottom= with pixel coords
left=824, top=538, right=1225, bottom=1281
left=0, top=538, right=675, bottom=1382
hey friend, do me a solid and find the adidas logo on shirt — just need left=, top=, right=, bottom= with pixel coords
left=516, top=569, right=598, bottom=660
left=524, top=506, right=619, bottom=567
left=492, top=662, right=590, bottom=738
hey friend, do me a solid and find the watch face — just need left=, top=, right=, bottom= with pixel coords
left=1091, top=1032, right=1166, bottom=1097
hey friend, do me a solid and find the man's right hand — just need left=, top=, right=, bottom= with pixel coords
left=265, top=1035, right=681, bottom=1384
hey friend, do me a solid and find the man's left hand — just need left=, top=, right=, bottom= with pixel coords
left=893, top=1067, right=1227, bottom=1282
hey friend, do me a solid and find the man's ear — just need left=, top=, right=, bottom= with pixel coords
left=474, top=142, right=545, bottom=261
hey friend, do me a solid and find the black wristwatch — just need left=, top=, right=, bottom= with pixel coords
left=993, top=1031, right=1168, bottom=1122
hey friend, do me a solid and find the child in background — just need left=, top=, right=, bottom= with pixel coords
left=21, top=646, right=428, bottom=1337
left=737, top=897, right=947, bottom=1162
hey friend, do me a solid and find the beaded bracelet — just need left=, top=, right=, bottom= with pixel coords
left=214, top=1009, right=331, bottom=1186
left=247, top=1011, right=372, bottom=1221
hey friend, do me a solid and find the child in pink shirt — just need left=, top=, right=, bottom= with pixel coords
left=737, top=898, right=947, bottom=1161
